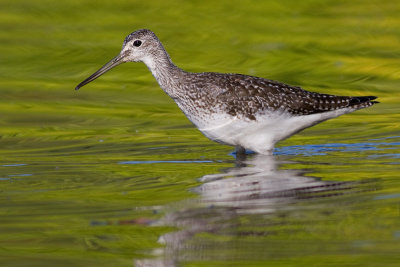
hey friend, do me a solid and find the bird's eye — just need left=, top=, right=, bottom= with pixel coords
left=133, top=40, right=142, bottom=47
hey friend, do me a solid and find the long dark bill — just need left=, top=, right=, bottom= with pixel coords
left=75, top=54, right=125, bottom=90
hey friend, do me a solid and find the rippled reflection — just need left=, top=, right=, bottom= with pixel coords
left=135, top=154, right=373, bottom=266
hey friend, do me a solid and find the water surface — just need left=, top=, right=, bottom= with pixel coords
left=1, top=0, right=400, bottom=266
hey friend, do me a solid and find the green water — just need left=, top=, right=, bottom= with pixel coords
left=1, top=0, right=400, bottom=266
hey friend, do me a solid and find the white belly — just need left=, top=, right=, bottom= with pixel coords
left=194, top=108, right=354, bottom=154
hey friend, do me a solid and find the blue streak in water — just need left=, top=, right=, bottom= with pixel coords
left=119, top=160, right=214, bottom=165
left=374, top=193, right=400, bottom=200
left=275, top=140, right=400, bottom=156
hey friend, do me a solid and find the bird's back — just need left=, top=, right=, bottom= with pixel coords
left=178, top=72, right=377, bottom=120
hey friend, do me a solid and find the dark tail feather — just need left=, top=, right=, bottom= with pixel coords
left=349, top=96, right=379, bottom=106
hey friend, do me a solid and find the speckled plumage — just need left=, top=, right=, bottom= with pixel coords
left=76, top=29, right=378, bottom=154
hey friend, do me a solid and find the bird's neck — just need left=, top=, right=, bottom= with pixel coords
left=142, top=48, right=185, bottom=98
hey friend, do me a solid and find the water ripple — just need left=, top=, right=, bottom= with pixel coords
left=119, top=160, right=214, bottom=165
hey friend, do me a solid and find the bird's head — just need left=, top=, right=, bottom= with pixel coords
left=75, top=29, right=161, bottom=90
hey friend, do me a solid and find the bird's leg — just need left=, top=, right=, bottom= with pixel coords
left=235, top=145, right=246, bottom=154
left=236, top=145, right=246, bottom=155
left=234, top=146, right=247, bottom=164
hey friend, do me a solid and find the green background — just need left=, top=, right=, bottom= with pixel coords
left=0, top=0, right=399, bottom=266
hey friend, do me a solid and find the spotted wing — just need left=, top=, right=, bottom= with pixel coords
left=211, top=73, right=378, bottom=119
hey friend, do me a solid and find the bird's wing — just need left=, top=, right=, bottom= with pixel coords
left=208, top=73, right=377, bottom=118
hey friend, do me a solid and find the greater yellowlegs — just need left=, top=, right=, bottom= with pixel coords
left=76, top=29, right=378, bottom=154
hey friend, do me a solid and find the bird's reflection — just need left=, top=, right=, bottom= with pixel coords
left=135, top=154, right=362, bottom=267
left=196, top=154, right=325, bottom=214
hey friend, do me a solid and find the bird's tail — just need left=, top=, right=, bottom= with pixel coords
left=349, top=96, right=379, bottom=109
